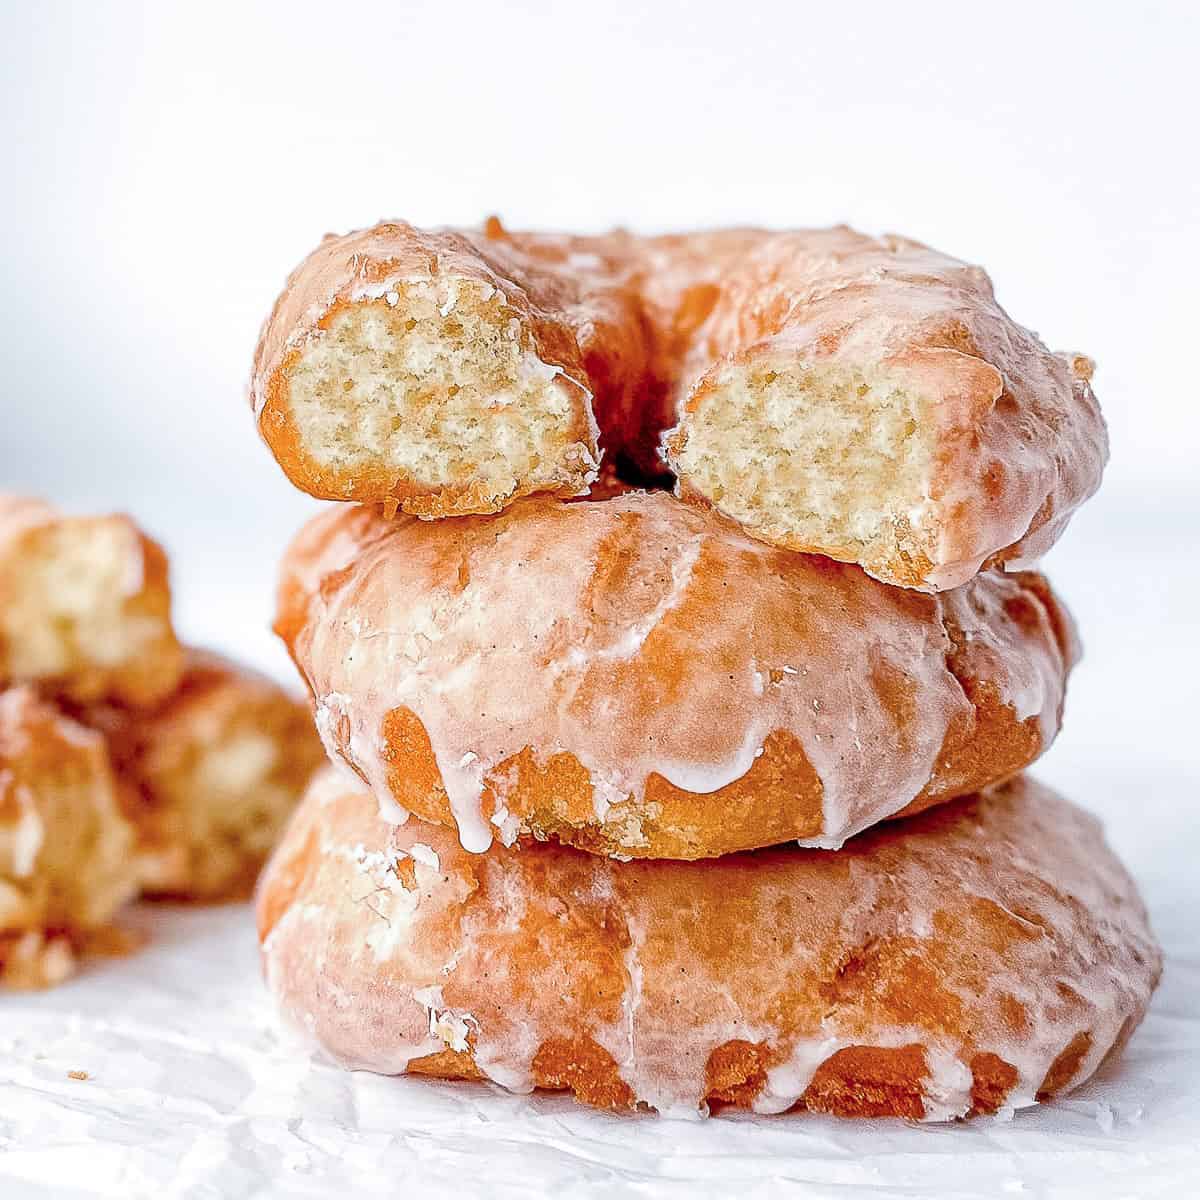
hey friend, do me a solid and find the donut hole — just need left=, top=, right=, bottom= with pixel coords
left=282, top=284, right=598, bottom=509
left=670, top=363, right=935, bottom=584
left=608, top=447, right=676, bottom=493
left=0, top=520, right=179, bottom=705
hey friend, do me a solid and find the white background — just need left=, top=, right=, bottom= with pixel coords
left=1, top=3, right=1198, bottom=1197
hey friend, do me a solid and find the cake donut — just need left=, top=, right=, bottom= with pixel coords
left=0, top=495, right=183, bottom=706
left=252, top=222, right=645, bottom=517
left=275, top=492, right=1077, bottom=858
left=251, top=220, right=1107, bottom=590
left=257, top=770, right=1160, bottom=1119
left=75, top=649, right=326, bottom=900
left=0, top=688, right=139, bottom=989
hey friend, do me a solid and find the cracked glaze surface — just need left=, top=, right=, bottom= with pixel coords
left=252, top=221, right=1107, bottom=590
left=257, top=771, right=1160, bottom=1120
left=275, top=493, right=1077, bottom=857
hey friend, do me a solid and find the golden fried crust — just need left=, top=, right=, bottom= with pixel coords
left=72, top=649, right=326, bottom=901
left=0, top=687, right=139, bottom=989
left=252, top=222, right=647, bottom=509
left=275, top=494, right=1076, bottom=858
left=644, top=227, right=1106, bottom=590
left=257, top=771, right=1161, bottom=1119
left=0, top=495, right=183, bottom=707
left=251, top=221, right=1106, bottom=590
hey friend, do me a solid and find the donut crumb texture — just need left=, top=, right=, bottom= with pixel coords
left=281, top=283, right=596, bottom=511
left=672, top=363, right=933, bottom=585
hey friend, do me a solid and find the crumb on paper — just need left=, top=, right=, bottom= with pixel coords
left=68, top=1070, right=89, bottom=1081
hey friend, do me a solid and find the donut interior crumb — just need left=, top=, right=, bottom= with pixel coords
left=284, top=283, right=596, bottom=508
left=135, top=694, right=320, bottom=900
left=0, top=520, right=167, bottom=703
left=671, top=363, right=934, bottom=581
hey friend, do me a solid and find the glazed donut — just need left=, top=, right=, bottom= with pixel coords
left=257, top=770, right=1160, bottom=1120
left=0, top=495, right=183, bottom=707
left=75, top=649, right=326, bottom=900
left=251, top=220, right=1106, bottom=590
left=0, top=688, right=138, bottom=989
left=275, top=492, right=1077, bottom=858
left=252, top=222, right=643, bottom=516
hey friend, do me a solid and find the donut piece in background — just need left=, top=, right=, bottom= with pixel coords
left=0, top=688, right=139, bottom=989
left=258, top=770, right=1160, bottom=1120
left=275, top=493, right=1077, bottom=858
left=75, top=650, right=326, bottom=901
left=250, top=220, right=1106, bottom=591
left=0, top=495, right=183, bottom=707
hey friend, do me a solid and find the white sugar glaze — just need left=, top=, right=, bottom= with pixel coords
left=259, top=772, right=1161, bottom=1120
left=284, top=493, right=1074, bottom=854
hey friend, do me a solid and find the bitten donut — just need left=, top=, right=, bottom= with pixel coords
left=0, top=495, right=183, bottom=706
left=257, top=771, right=1160, bottom=1120
left=252, top=222, right=645, bottom=517
left=75, top=649, right=326, bottom=900
left=276, top=492, right=1077, bottom=858
left=0, top=688, right=138, bottom=989
left=251, top=220, right=1107, bottom=590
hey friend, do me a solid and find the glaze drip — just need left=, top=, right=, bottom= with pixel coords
left=282, top=493, right=1074, bottom=854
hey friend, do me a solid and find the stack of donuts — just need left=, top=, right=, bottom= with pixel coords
left=0, top=496, right=324, bottom=988
left=252, top=220, right=1161, bottom=1120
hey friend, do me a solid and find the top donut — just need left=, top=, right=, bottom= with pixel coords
left=251, top=220, right=1107, bottom=591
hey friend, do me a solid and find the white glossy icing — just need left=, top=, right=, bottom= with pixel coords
left=289, top=495, right=1071, bottom=854
left=261, top=773, right=1160, bottom=1121
left=318, top=691, right=409, bottom=826
left=753, top=1037, right=847, bottom=1115
left=408, top=843, right=440, bottom=871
